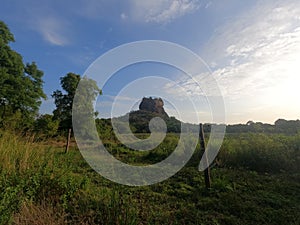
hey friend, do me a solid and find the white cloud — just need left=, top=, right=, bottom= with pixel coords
left=129, top=0, right=201, bottom=23
left=164, top=0, right=300, bottom=123
left=35, top=17, right=70, bottom=46
left=208, top=0, right=300, bottom=102
left=4, top=1, right=71, bottom=46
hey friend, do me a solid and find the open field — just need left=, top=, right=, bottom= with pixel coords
left=0, top=131, right=299, bottom=224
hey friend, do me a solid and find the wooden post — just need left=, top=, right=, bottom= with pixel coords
left=65, top=128, right=71, bottom=154
left=199, top=123, right=211, bottom=189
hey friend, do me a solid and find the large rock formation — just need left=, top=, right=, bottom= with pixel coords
left=139, top=97, right=169, bottom=117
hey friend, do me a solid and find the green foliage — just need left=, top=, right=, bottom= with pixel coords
left=0, top=21, right=14, bottom=45
left=226, top=119, right=300, bottom=134
left=106, top=111, right=183, bottom=134
left=23, top=62, right=47, bottom=110
left=52, top=73, right=81, bottom=131
left=275, top=118, right=300, bottom=134
left=34, top=114, right=59, bottom=138
left=166, top=116, right=181, bottom=133
left=52, top=73, right=101, bottom=134
left=96, top=118, right=114, bottom=140
left=0, top=21, right=46, bottom=130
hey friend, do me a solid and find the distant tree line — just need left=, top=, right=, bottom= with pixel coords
left=96, top=115, right=300, bottom=136
left=225, top=119, right=300, bottom=135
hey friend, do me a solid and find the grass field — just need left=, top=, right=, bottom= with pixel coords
left=0, top=131, right=299, bottom=224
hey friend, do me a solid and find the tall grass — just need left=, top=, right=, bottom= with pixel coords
left=0, top=131, right=138, bottom=225
left=0, top=131, right=50, bottom=174
left=217, top=133, right=300, bottom=173
left=0, top=131, right=60, bottom=224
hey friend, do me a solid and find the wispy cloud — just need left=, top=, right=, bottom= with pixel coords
left=35, top=17, right=70, bottom=46
left=3, top=0, right=72, bottom=46
left=163, top=0, right=300, bottom=122
left=65, top=0, right=202, bottom=24
left=129, top=0, right=202, bottom=23
left=208, top=0, right=300, bottom=102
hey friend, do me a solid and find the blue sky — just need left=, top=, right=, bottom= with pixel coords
left=1, top=0, right=300, bottom=124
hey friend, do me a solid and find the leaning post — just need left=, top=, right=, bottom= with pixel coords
left=199, top=123, right=211, bottom=189
left=65, top=128, right=72, bottom=154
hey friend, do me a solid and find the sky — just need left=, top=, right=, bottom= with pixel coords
left=1, top=0, right=300, bottom=124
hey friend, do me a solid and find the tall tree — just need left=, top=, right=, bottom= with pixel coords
left=52, top=73, right=101, bottom=152
left=52, top=73, right=101, bottom=133
left=0, top=21, right=46, bottom=128
left=52, top=73, right=81, bottom=131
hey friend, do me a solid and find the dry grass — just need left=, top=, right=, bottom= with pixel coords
left=13, top=201, right=66, bottom=225
left=0, top=131, right=52, bottom=174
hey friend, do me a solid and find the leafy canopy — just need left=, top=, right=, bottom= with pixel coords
left=0, top=21, right=46, bottom=129
left=52, top=73, right=101, bottom=131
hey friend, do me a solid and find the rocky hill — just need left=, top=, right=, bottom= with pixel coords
left=138, top=97, right=169, bottom=117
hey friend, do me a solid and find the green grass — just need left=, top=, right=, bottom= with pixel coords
left=0, top=131, right=299, bottom=224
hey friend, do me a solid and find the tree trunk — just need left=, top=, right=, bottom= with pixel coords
left=65, top=128, right=71, bottom=154
left=199, top=123, right=211, bottom=189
